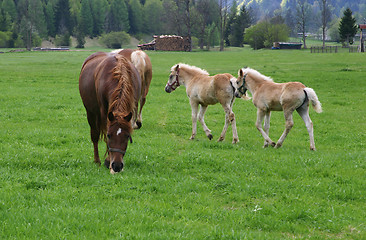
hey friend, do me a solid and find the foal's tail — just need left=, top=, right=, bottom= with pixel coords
left=304, top=87, right=322, bottom=113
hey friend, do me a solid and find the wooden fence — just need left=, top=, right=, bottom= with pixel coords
left=310, top=46, right=360, bottom=53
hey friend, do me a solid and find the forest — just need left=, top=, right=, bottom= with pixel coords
left=0, top=0, right=365, bottom=50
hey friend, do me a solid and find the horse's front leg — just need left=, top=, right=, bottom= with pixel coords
left=219, top=104, right=238, bottom=143
left=198, top=105, right=213, bottom=140
left=275, top=110, right=294, bottom=148
left=190, top=101, right=199, bottom=140
left=256, top=109, right=275, bottom=147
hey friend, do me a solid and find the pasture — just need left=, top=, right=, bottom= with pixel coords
left=0, top=47, right=365, bottom=239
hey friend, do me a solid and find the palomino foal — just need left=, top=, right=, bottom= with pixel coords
left=234, top=67, right=322, bottom=150
left=165, top=63, right=239, bottom=143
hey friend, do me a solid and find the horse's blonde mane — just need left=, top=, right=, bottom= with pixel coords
left=242, top=67, right=273, bottom=82
left=173, top=63, right=209, bottom=76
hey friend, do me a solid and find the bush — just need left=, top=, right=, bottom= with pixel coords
left=100, top=31, right=130, bottom=49
left=55, top=34, right=71, bottom=47
left=244, top=20, right=289, bottom=50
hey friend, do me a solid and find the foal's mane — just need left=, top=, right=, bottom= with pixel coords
left=108, top=55, right=135, bottom=132
left=174, top=63, right=209, bottom=76
left=243, top=67, right=273, bottom=82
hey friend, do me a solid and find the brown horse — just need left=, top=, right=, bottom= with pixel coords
left=165, top=63, right=239, bottom=143
left=111, top=49, right=152, bottom=129
left=79, top=52, right=141, bottom=173
left=234, top=67, right=322, bottom=150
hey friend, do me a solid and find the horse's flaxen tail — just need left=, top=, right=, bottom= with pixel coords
left=304, top=87, right=322, bottom=113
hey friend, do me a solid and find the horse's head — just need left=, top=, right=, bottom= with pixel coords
left=105, top=112, right=133, bottom=174
left=234, top=68, right=248, bottom=98
left=165, top=64, right=180, bottom=93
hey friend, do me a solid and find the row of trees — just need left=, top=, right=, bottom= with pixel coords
left=0, top=0, right=362, bottom=50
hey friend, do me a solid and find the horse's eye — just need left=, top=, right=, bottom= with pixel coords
left=107, top=134, right=111, bottom=139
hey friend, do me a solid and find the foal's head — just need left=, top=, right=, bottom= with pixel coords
left=165, top=64, right=180, bottom=93
left=234, top=68, right=248, bottom=98
left=105, top=112, right=133, bottom=174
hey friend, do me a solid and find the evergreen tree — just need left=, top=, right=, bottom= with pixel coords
left=1, top=0, right=17, bottom=22
left=229, top=5, right=251, bottom=47
left=128, top=0, right=143, bottom=34
left=80, top=0, right=93, bottom=36
left=91, top=0, right=107, bottom=36
left=339, top=7, right=357, bottom=46
left=105, top=0, right=129, bottom=33
left=55, top=0, right=73, bottom=34
left=0, top=9, right=12, bottom=31
left=142, top=0, right=163, bottom=34
left=44, top=1, right=56, bottom=37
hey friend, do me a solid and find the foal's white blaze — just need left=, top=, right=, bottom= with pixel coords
left=117, top=128, right=122, bottom=136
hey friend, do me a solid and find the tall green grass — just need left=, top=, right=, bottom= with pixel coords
left=0, top=48, right=365, bottom=239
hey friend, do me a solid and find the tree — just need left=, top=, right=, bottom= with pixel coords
left=79, top=0, right=93, bottom=37
left=296, top=0, right=312, bottom=49
left=105, top=0, right=130, bottom=33
left=319, top=0, right=332, bottom=47
left=44, top=1, right=56, bottom=37
left=55, top=0, right=73, bottom=35
left=90, top=0, right=107, bottom=36
left=142, top=0, right=163, bottom=34
left=339, top=7, right=357, bottom=46
left=244, top=18, right=289, bottom=50
left=128, top=0, right=143, bottom=34
left=217, top=0, right=230, bottom=51
left=227, top=5, right=251, bottom=47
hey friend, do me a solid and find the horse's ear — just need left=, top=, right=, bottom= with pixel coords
left=175, top=64, right=179, bottom=71
left=239, top=68, right=244, bottom=78
left=108, top=112, right=115, bottom=121
left=124, top=112, right=132, bottom=122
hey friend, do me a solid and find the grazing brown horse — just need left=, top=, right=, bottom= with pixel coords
left=111, top=49, right=152, bottom=129
left=79, top=52, right=141, bottom=173
left=165, top=63, right=239, bottom=143
left=234, top=67, right=322, bottom=150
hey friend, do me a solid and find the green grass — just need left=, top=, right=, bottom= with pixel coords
left=0, top=48, right=365, bottom=239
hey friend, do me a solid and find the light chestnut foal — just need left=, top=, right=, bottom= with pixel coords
left=234, top=67, right=322, bottom=150
left=165, top=63, right=239, bottom=143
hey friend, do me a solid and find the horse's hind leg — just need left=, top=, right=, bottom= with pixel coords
left=275, top=109, right=294, bottom=148
left=198, top=105, right=213, bottom=140
left=263, top=112, right=271, bottom=148
left=87, top=111, right=101, bottom=165
left=256, top=109, right=275, bottom=147
left=136, top=96, right=146, bottom=129
left=296, top=105, right=316, bottom=150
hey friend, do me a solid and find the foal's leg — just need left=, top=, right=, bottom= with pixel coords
left=263, top=112, right=271, bottom=148
left=296, top=105, right=316, bottom=150
left=218, top=102, right=239, bottom=143
left=87, top=112, right=101, bottom=165
left=256, top=109, right=276, bottom=147
left=198, top=105, right=213, bottom=140
left=190, top=101, right=199, bottom=140
left=275, top=109, right=294, bottom=148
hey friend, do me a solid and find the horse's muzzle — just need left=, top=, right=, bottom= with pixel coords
left=165, top=85, right=172, bottom=93
left=234, top=91, right=241, bottom=98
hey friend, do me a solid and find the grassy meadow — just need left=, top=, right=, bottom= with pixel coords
left=0, top=47, right=365, bottom=239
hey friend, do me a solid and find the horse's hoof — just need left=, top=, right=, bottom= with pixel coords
left=208, top=134, right=213, bottom=140
left=189, top=136, right=195, bottom=140
left=104, top=159, right=110, bottom=169
left=310, top=147, right=316, bottom=151
left=270, top=142, right=276, bottom=147
left=232, top=139, right=239, bottom=144
left=274, top=143, right=282, bottom=148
